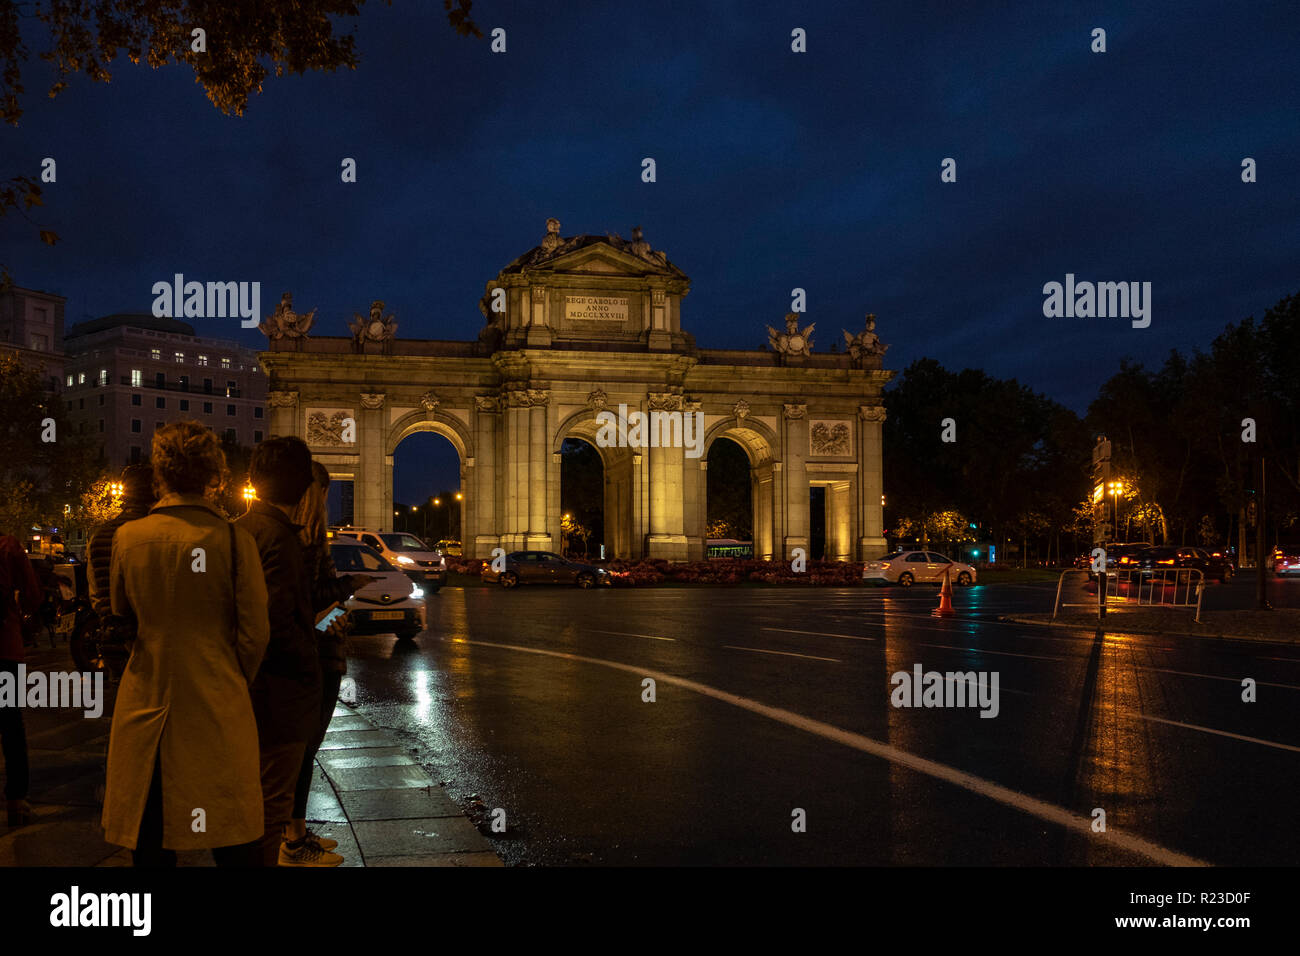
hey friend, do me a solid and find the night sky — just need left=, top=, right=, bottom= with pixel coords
left=4, top=0, right=1298, bottom=502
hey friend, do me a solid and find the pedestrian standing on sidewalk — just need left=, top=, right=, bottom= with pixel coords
left=86, top=463, right=157, bottom=678
left=1, top=529, right=43, bottom=827
left=102, top=421, right=270, bottom=865
left=238, top=436, right=345, bottom=867
left=283, top=460, right=375, bottom=863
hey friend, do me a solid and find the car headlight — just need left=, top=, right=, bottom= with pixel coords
left=409, top=585, right=425, bottom=600
left=396, top=556, right=415, bottom=565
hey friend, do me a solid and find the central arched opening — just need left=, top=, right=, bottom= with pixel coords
left=706, top=436, right=753, bottom=557
left=560, top=437, right=604, bottom=559
left=703, top=424, right=776, bottom=561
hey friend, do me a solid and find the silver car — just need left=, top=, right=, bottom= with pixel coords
left=862, top=551, right=976, bottom=587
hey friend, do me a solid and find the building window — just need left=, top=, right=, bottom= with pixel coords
left=78, top=398, right=84, bottom=409
left=156, top=397, right=165, bottom=409
left=203, top=378, right=213, bottom=393
left=254, top=430, right=263, bottom=443
left=198, top=354, right=208, bottom=367
left=65, top=374, right=73, bottom=388
left=131, top=369, right=142, bottom=387
left=131, top=394, right=141, bottom=406
left=224, top=428, right=236, bottom=443
left=254, top=407, right=263, bottom=419
left=30, top=334, right=48, bottom=351
left=78, top=372, right=86, bottom=385
left=226, top=404, right=235, bottom=416
left=98, top=420, right=104, bottom=432
left=220, top=357, right=231, bottom=369
left=98, top=369, right=108, bottom=386
left=174, top=351, right=184, bottom=363
left=129, top=446, right=141, bottom=464
left=180, top=399, right=189, bottom=411
left=156, top=372, right=165, bottom=388
left=203, top=402, right=213, bottom=414
left=131, top=419, right=141, bottom=433
left=155, top=421, right=163, bottom=430
left=150, top=348, right=161, bottom=361
left=98, top=395, right=104, bottom=406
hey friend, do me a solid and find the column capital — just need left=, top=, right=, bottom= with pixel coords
left=858, top=404, right=886, bottom=423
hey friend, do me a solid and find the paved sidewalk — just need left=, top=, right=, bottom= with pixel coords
left=0, top=647, right=501, bottom=867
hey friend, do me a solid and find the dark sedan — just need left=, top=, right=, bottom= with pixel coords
left=481, top=551, right=612, bottom=589
left=1131, top=546, right=1235, bottom=582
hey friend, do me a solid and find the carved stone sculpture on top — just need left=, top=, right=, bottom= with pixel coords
left=767, top=312, right=815, bottom=359
left=259, top=292, right=316, bottom=346
left=349, top=300, right=399, bottom=354
left=540, top=217, right=563, bottom=256
left=844, top=313, right=889, bottom=367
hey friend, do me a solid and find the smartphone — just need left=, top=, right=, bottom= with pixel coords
left=315, top=603, right=347, bottom=632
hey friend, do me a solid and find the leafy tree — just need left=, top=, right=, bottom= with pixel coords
left=0, top=351, right=100, bottom=534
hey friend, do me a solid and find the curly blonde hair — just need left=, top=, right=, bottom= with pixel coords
left=151, top=421, right=228, bottom=497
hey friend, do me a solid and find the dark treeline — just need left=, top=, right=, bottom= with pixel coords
left=884, top=292, right=1300, bottom=564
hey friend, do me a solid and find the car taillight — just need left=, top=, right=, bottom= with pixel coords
left=1157, top=559, right=1174, bottom=565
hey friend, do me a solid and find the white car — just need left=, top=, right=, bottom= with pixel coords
left=329, top=540, right=427, bottom=639
left=331, top=528, right=447, bottom=590
left=863, top=551, right=976, bottom=587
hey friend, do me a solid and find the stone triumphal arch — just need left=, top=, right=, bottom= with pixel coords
left=259, top=220, right=893, bottom=562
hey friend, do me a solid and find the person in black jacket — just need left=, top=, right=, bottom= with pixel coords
left=236, top=436, right=342, bottom=867
left=283, top=460, right=373, bottom=861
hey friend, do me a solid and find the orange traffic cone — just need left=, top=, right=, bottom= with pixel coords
left=932, top=567, right=955, bottom=617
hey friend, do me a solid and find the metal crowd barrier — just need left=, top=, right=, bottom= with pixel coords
left=1053, top=567, right=1204, bottom=623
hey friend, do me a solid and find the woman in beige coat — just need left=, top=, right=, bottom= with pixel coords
left=101, top=422, right=270, bottom=865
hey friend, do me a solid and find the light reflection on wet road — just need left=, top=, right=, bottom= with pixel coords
left=345, top=581, right=1300, bottom=865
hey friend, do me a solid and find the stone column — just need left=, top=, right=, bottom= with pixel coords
left=782, top=403, right=809, bottom=562
left=527, top=390, right=551, bottom=550
left=858, top=404, right=887, bottom=559
left=267, top=390, right=298, bottom=439
left=502, top=391, right=529, bottom=551
left=472, top=395, right=501, bottom=558
left=355, top=392, right=386, bottom=530
left=645, top=392, right=688, bottom=561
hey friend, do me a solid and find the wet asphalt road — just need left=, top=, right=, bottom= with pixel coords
left=345, top=578, right=1300, bottom=866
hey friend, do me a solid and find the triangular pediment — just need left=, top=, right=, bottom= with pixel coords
left=500, top=233, right=687, bottom=280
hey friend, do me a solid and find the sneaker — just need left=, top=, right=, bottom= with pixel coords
left=304, top=828, right=338, bottom=851
left=279, top=837, right=343, bottom=867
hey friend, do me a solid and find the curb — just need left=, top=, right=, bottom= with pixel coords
left=309, top=704, right=503, bottom=867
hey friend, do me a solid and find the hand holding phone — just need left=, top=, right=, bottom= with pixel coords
left=315, top=602, right=347, bottom=632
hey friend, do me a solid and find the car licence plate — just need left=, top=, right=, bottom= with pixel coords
left=371, top=610, right=404, bottom=621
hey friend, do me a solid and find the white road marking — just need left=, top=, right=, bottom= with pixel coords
left=451, top=638, right=1208, bottom=867
left=762, top=627, right=876, bottom=642
left=723, top=645, right=841, bottom=662
left=585, top=629, right=675, bottom=642
left=1138, top=715, right=1300, bottom=753
left=1138, top=667, right=1300, bottom=691
left=918, top=643, right=1064, bottom=662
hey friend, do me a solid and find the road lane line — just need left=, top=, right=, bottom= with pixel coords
left=918, top=643, right=1064, bottom=662
left=724, top=645, right=841, bottom=662
left=1138, top=715, right=1300, bottom=753
left=1137, top=667, right=1300, bottom=691
left=584, top=629, right=676, bottom=642
left=761, top=627, right=876, bottom=642
left=450, top=638, right=1208, bottom=867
